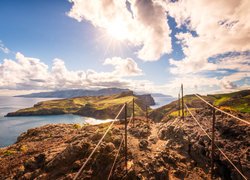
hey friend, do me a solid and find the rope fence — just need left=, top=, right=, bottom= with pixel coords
left=195, top=94, right=250, bottom=125
left=71, top=83, right=248, bottom=180
left=185, top=103, right=247, bottom=180
left=107, top=115, right=134, bottom=180
left=73, top=103, right=126, bottom=180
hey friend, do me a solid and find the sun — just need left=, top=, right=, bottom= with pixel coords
left=106, top=20, right=129, bottom=41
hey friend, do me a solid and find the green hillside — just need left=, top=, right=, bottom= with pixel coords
left=150, top=90, right=250, bottom=122
left=208, top=90, right=250, bottom=113
left=6, top=92, right=150, bottom=119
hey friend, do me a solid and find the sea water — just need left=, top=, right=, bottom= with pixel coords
left=0, top=96, right=112, bottom=147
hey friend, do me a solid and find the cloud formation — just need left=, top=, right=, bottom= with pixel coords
left=0, top=41, right=10, bottom=54
left=0, top=52, right=146, bottom=91
left=156, top=0, right=250, bottom=93
left=68, top=0, right=172, bottom=61
left=103, top=57, right=142, bottom=76
left=163, top=0, right=250, bottom=74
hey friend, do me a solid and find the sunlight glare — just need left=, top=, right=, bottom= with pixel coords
left=106, top=20, right=129, bottom=41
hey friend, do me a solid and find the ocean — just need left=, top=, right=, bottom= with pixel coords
left=0, top=96, right=113, bottom=147
left=150, top=96, right=176, bottom=109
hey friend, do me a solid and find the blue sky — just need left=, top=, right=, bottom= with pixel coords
left=0, top=0, right=249, bottom=96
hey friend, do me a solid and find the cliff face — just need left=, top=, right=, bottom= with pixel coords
left=136, top=94, right=155, bottom=106
left=16, top=88, right=131, bottom=98
left=6, top=92, right=155, bottom=119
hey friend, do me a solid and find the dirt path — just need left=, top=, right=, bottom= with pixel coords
left=126, top=118, right=171, bottom=178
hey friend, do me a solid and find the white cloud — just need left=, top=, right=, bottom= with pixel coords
left=67, top=0, right=172, bottom=61
left=103, top=57, right=142, bottom=76
left=0, top=41, right=10, bottom=54
left=0, top=52, right=147, bottom=91
left=162, top=0, right=250, bottom=74
left=153, top=0, right=250, bottom=94
left=170, top=52, right=250, bottom=74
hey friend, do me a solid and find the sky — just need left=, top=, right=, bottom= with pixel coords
left=0, top=0, right=249, bottom=96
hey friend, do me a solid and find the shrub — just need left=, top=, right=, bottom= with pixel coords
left=19, top=145, right=28, bottom=152
left=73, top=124, right=82, bottom=129
left=4, top=150, right=16, bottom=156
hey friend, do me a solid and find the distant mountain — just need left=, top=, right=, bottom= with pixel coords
left=151, top=93, right=173, bottom=98
left=16, top=88, right=131, bottom=98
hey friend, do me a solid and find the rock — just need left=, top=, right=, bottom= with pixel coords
left=136, top=94, right=155, bottom=106
left=35, top=153, right=46, bottom=165
left=155, top=167, right=169, bottom=180
left=113, top=137, right=122, bottom=147
left=173, top=168, right=185, bottom=179
left=91, top=132, right=103, bottom=142
left=45, top=141, right=90, bottom=171
left=149, top=136, right=157, bottom=144
left=23, top=172, right=32, bottom=179
left=72, top=160, right=81, bottom=171
left=162, top=154, right=176, bottom=165
left=139, top=140, right=149, bottom=150
left=24, top=158, right=38, bottom=171
left=103, top=142, right=115, bottom=153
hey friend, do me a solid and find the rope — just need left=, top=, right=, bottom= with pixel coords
left=107, top=136, right=124, bottom=180
left=107, top=114, right=134, bottom=179
left=185, top=103, right=247, bottom=180
left=195, top=94, right=250, bottom=125
left=73, top=104, right=126, bottom=180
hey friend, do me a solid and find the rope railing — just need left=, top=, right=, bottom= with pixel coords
left=73, top=103, right=126, bottom=180
left=195, top=94, right=250, bottom=125
left=185, top=103, right=247, bottom=180
left=107, top=115, right=134, bottom=180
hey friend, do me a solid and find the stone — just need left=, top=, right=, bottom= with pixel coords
left=155, top=167, right=169, bottom=180
left=139, top=140, right=149, bottom=150
left=104, top=142, right=115, bottom=153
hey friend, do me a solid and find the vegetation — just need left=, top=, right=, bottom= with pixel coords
left=3, top=150, right=16, bottom=156
left=19, top=145, right=28, bottom=153
left=73, top=124, right=82, bottom=129
left=7, top=92, right=150, bottom=119
left=209, top=90, right=250, bottom=113
left=151, top=90, right=250, bottom=122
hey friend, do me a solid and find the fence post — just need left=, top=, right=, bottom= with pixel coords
left=133, top=98, right=135, bottom=127
left=124, top=103, right=128, bottom=173
left=178, top=93, right=180, bottom=117
left=211, top=108, right=215, bottom=179
left=181, top=84, right=184, bottom=120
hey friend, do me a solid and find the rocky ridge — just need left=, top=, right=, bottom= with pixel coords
left=1, top=107, right=249, bottom=179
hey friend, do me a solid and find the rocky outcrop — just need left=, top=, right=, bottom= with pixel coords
left=0, top=117, right=213, bottom=180
left=1, top=107, right=248, bottom=179
left=158, top=108, right=250, bottom=180
left=136, top=94, right=155, bottom=106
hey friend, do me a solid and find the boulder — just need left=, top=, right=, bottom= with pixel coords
left=139, top=140, right=149, bottom=150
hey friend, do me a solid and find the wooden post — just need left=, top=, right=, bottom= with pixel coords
left=211, top=108, right=215, bottom=179
left=132, top=98, right=135, bottom=127
left=124, top=103, right=128, bottom=173
left=146, top=105, right=148, bottom=122
left=181, top=84, right=184, bottom=120
left=178, top=93, right=180, bottom=117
